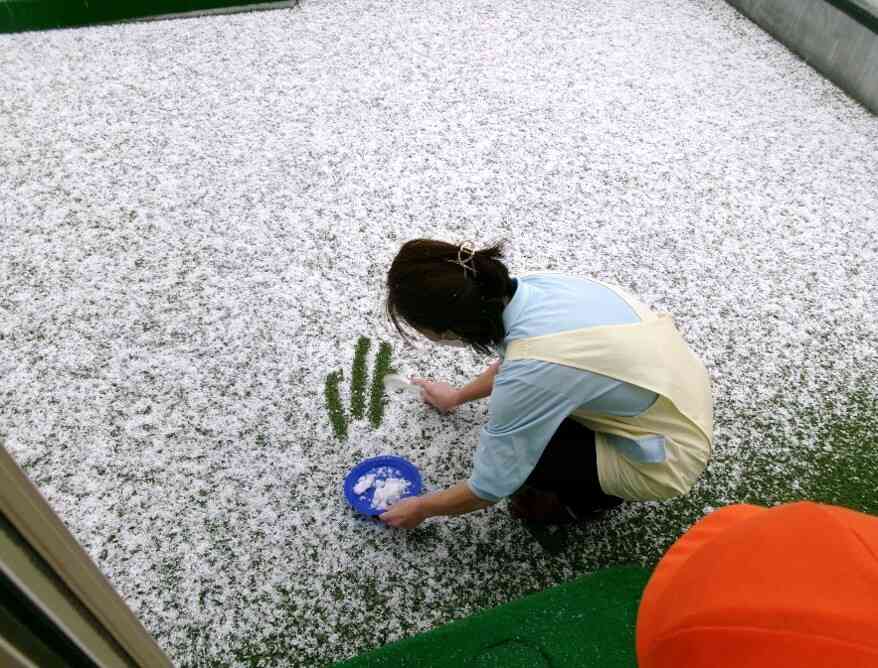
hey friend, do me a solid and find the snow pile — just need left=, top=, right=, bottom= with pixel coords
left=353, top=474, right=376, bottom=495
left=370, top=478, right=412, bottom=511
left=353, top=466, right=413, bottom=510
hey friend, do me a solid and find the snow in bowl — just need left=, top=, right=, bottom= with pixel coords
left=344, top=455, right=423, bottom=517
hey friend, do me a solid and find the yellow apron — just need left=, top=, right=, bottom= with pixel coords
left=505, top=280, right=713, bottom=501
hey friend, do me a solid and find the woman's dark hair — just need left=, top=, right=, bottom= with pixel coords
left=386, top=239, right=514, bottom=354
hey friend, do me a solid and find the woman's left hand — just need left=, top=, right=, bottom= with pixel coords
left=380, top=497, right=427, bottom=529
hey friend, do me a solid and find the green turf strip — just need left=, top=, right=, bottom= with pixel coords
left=368, top=342, right=393, bottom=430
left=333, top=566, right=650, bottom=668
left=324, top=370, right=347, bottom=441
left=350, top=337, right=371, bottom=421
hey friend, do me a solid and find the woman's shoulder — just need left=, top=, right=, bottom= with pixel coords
left=516, top=271, right=587, bottom=284
left=515, top=270, right=576, bottom=280
left=512, top=273, right=653, bottom=328
left=515, top=271, right=604, bottom=292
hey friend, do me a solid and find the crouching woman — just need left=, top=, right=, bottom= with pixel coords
left=380, top=239, right=713, bottom=528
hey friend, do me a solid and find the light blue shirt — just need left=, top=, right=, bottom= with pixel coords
left=468, top=274, right=659, bottom=502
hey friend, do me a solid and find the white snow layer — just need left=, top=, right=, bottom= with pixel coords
left=0, top=0, right=876, bottom=666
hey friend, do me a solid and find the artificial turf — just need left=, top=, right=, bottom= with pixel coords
left=733, top=389, right=878, bottom=515
left=324, top=370, right=348, bottom=441
left=350, top=337, right=371, bottom=421
left=368, top=342, right=394, bottom=430
left=334, top=566, right=650, bottom=668
left=332, top=388, right=877, bottom=668
left=2, top=0, right=876, bottom=665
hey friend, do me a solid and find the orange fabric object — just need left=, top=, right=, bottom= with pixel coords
left=637, top=502, right=878, bottom=668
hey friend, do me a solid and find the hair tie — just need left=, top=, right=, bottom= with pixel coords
left=446, top=241, right=478, bottom=277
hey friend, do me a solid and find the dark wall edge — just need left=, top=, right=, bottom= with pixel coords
left=726, top=0, right=878, bottom=115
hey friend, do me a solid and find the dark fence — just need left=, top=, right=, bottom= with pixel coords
left=0, top=0, right=296, bottom=33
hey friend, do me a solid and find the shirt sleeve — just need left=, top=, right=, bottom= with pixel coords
left=468, top=365, right=578, bottom=501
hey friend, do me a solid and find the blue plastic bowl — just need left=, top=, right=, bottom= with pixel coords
left=344, top=455, right=423, bottom=517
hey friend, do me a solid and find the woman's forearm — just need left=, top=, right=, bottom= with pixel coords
left=420, top=481, right=495, bottom=518
left=454, top=360, right=500, bottom=406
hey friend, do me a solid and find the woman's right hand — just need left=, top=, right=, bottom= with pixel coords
left=410, top=378, right=460, bottom=413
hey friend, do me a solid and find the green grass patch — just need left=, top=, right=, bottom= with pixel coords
left=334, top=566, right=649, bottom=668
left=368, top=342, right=393, bottom=429
left=324, top=339, right=394, bottom=439
left=324, top=370, right=347, bottom=441
left=734, top=389, right=878, bottom=514
left=807, top=390, right=878, bottom=514
left=350, top=337, right=371, bottom=421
